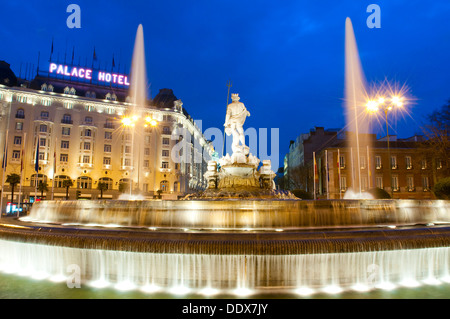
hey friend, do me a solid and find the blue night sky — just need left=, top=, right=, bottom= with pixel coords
left=1, top=0, right=449, bottom=169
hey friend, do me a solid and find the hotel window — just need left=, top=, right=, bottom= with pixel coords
left=162, top=161, right=169, bottom=169
left=31, top=174, right=48, bottom=187
left=124, top=146, right=131, bottom=154
left=39, top=152, right=45, bottom=161
left=39, top=138, right=46, bottom=147
left=15, top=109, right=25, bottom=119
left=163, top=115, right=171, bottom=122
left=85, top=105, right=95, bottom=112
left=39, top=124, right=48, bottom=133
left=340, top=176, right=347, bottom=191
left=376, top=176, right=383, bottom=189
left=48, top=85, right=54, bottom=92
left=173, top=182, right=179, bottom=193
left=84, top=129, right=92, bottom=137
left=12, top=150, right=20, bottom=160
left=84, top=142, right=91, bottom=150
left=390, top=156, right=397, bottom=169
left=104, top=145, right=112, bottom=153
left=375, top=156, right=382, bottom=169
left=13, top=136, right=22, bottom=145
left=103, top=157, right=111, bottom=165
left=85, top=117, right=93, bottom=124
left=15, top=122, right=23, bottom=131
left=144, top=148, right=150, bottom=156
left=360, top=156, right=366, bottom=169
left=62, top=127, right=71, bottom=136
left=70, top=88, right=76, bottom=95
left=143, top=160, right=149, bottom=168
left=407, top=176, right=415, bottom=191
left=436, top=158, right=443, bottom=169
left=41, top=83, right=48, bottom=91
left=64, top=87, right=70, bottom=94
left=162, top=138, right=170, bottom=145
left=77, top=176, right=92, bottom=189
left=339, top=154, right=345, bottom=169
left=62, top=114, right=72, bottom=124
left=160, top=180, right=169, bottom=192
left=163, top=126, right=171, bottom=135
left=124, top=158, right=131, bottom=166
left=42, top=99, right=51, bottom=107
left=391, top=176, right=399, bottom=191
left=99, top=177, right=113, bottom=190
left=124, top=133, right=132, bottom=141
left=82, top=155, right=90, bottom=164
left=105, top=119, right=114, bottom=129
left=63, top=101, right=74, bottom=109
left=61, top=141, right=70, bottom=149
left=105, top=132, right=112, bottom=140
left=54, top=175, right=70, bottom=188
left=421, top=159, right=427, bottom=170
left=40, top=111, right=49, bottom=119
left=405, top=156, right=413, bottom=169
left=162, top=150, right=170, bottom=157
left=144, top=136, right=151, bottom=144
left=60, top=154, right=68, bottom=163
left=422, top=176, right=430, bottom=191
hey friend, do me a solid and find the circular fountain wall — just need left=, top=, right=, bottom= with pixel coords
left=0, top=199, right=448, bottom=296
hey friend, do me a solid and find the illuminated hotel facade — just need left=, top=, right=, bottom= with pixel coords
left=0, top=60, right=212, bottom=205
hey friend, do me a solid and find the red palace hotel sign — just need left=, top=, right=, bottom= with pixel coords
left=49, top=63, right=130, bottom=86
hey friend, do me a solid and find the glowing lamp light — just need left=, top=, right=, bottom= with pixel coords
left=122, top=117, right=133, bottom=127
left=233, top=287, right=252, bottom=297
left=295, top=287, right=315, bottom=296
left=366, top=100, right=379, bottom=112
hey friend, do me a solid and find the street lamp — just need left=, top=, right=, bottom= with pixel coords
left=366, top=95, right=404, bottom=197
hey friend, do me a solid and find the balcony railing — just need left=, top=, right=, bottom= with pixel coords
left=61, top=119, right=73, bottom=125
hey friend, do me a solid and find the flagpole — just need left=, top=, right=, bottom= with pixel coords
left=51, top=138, right=57, bottom=200
left=34, top=136, right=39, bottom=203
left=18, top=133, right=26, bottom=217
left=0, top=129, right=9, bottom=218
left=313, top=152, right=316, bottom=200
left=367, top=145, right=371, bottom=190
left=326, top=150, right=329, bottom=200
left=338, top=149, right=342, bottom=199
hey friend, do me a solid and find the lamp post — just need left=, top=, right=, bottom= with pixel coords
left=366, top=96, right=404, bottom=197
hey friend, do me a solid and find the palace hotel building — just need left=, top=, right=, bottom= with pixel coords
left=0, top=60, right=212, bottom=207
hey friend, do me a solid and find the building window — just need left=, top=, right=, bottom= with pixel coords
left=405, top=156, right=413, bottom=169
left=162, top=161, right=169, bottom=169
left=38, top=152, right=45, bottom=161
left=407, top=176, right=415, bottom=191
left=160, top=180, right=169, bottom=192
left=31, top=174, right=48, bottom=187
left=84, top=129, right=92, bottom=137
left=62, top=114, right=72, bottom=124
left=105, top=132, right=112, bottom=140
left=173, top=182, right=179, bottom=193
left=63, top=101, right=74, bottom=109
left=39, top=138, right=46, bottom=147
left=390, top=156, right=397, bottom=169
left=41, top=111, right=49, bottom=119
left=144, top=148, right=150, bottom=156
left=124, top=146, right=131, bottom=154
left=143, top=160, right=149, bottom=168
left=163, top=126, right=171, bottom=135
left=391, top=176, right=399, bottom=191
left=85, top=117, right=93, bottom=124
left=421, top=159, right=427, bottom=170
left=162, top=138, right=170, bottom=145
left=62, top=127, right=71, bottom=136
left=77, top=176, right=92, bottom=189
left=103, top=157, right=111, bottom=165
left=422, top=176, right=430, bottom=191
left=12, top=150, right=20, bottom=160
left=340, top=176, right=347, bottom=191
left=99, top=177, right=113, bottom=190
left=162, top=150, right=169, bottom=157
left=144, top=135, right=151, bottom=144
left=375, top=156, right=382, bottom=169
left=436, top=159, right=443, bottom=170
left=376, top=176, right=383, bottom=189
left=60, top=154, right=69, bottom=163
left=104, top=144, right=112, bottom=153
left=84, top=142, right=91, bottom=150
left=360, top=156, right=366, bottom=169
left=61, top=141, right=70, bottom=149
left=15, top=109, right=25, bottom=119
left=124, top=158, right=131, bottom=166
left=13, top=136, right=22, bottom=145
left=54, top=175, right=70, bottom=188
left=82, top=156, right=90, bottom=164
left=15, top=122, right=23, bottom=131
left=41, top=83, right=48, bottom=91
left=339, top=154, right=345, bottom=169
left=361, top=176, right=368, bottom=192
left=39, top=124, right=48, bottom=133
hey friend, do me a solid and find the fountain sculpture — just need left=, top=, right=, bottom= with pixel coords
left=0, top=22, right=449, bottom=298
